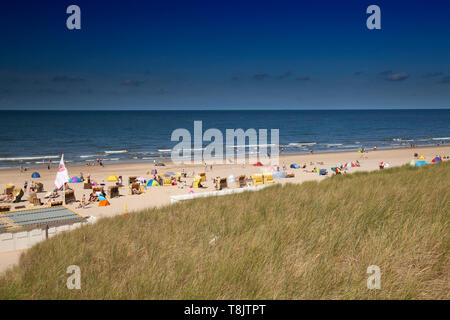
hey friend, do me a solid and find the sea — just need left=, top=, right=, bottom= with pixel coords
left=0, top=109, right=449, bottom=169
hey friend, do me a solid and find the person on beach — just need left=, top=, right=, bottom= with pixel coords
left=64, top=182, right=73, bottom=191
left=89, top=191, right=97, bottom=202
left=24, top=181, right=28, bottom=192
left=77, top=194, right=87, bottom=209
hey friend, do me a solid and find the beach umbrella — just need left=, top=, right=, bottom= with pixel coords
left=409, top=160, right=415, bottom=166
left=253, top=162, right=263, bottom=166
left=419, top=155, right=425, bottom=160
left=290, top=163, right=299, bottom=169
left=415, top=160, right=427, bottom=167
left=31, top=172, right=40, bottom=178
left=228, top=175, right=236, bottom=183
left=69, top=176, right=82, bottom=183
left=431, top=157, right=441, bottom=163
left=146, top=179, right=160, bottom=187
left=345, top=162, right=355, bottom=168
left=107, top=175, right=119, bottom=182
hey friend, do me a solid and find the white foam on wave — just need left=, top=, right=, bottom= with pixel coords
left=226, top=144, right=277, bottom=148
left=104, top=150, right=128, bottom=154
left=288, top=142, right=316, bottom=147
left=432, top=137, right=450, bottom=140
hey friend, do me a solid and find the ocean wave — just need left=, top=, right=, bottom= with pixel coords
left=80, top=154, right=97, bottom=158
left=104, top=150, right=128, bottom=154
left=432, top=137, right=450, bottom=140
left=288, top=142, right=316, bottom=147
left=226, top=144, right=277, bottom=148
left=325, top=144, right=343, bottom=147
left=157, top=149, right=172, bottom=152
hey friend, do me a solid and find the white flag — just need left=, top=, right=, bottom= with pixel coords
left=55, top=154, right=69, bottom=189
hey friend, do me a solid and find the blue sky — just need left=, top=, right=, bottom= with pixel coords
left=0, top=0, right=449, bottom=109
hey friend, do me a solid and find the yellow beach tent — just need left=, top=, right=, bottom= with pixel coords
left=419, top=155, right=425, bottom=160
left=107, top=175, right=119, bottom=182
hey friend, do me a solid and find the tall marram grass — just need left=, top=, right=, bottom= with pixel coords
left=1, top=162, right=449, bottom=299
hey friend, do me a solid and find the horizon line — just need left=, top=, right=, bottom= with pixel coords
left=0, top=107, right=450, bottom=111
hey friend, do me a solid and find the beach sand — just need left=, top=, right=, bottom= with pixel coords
left=1, top=145, right=449, bottom=273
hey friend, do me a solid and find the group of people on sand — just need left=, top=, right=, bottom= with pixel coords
left=86, top=159, right=104, bottom=167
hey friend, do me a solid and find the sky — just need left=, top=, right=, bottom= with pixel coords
left=0, top=0, right=449, bottom=110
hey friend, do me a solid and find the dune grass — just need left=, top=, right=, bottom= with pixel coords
left=1, top=161, right=449, bottom=299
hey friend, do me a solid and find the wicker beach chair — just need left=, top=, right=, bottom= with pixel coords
left=217, top=178, right=227, bottom=190
left=108, top=186, right=120, bottom=198
left=35, top=182, right=44, bottom=193
left=237, top=175, right=247, bottom=188
left=64, top=190, right=76, bottom=204
left=263, top=173, right=274, bottom=184
left=199, top=173, right=206, bottom=182
left=162, top=178, right=172, bottom=186
left=92, top=186, right=105, bottom=195
left=130, top=182, right=141, bottom=195
left=251, top=174, right=263, bottom=186
left=0, top=206, right=10, bottom=212
left=28, top=192, right=43, bottom=206
left=4, top=185, right=15, bottom=195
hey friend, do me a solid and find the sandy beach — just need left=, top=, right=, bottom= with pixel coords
left=1, top=145, right=449, bottom=273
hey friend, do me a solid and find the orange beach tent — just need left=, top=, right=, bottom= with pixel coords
left=99, top=199, right=110, bottom=207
